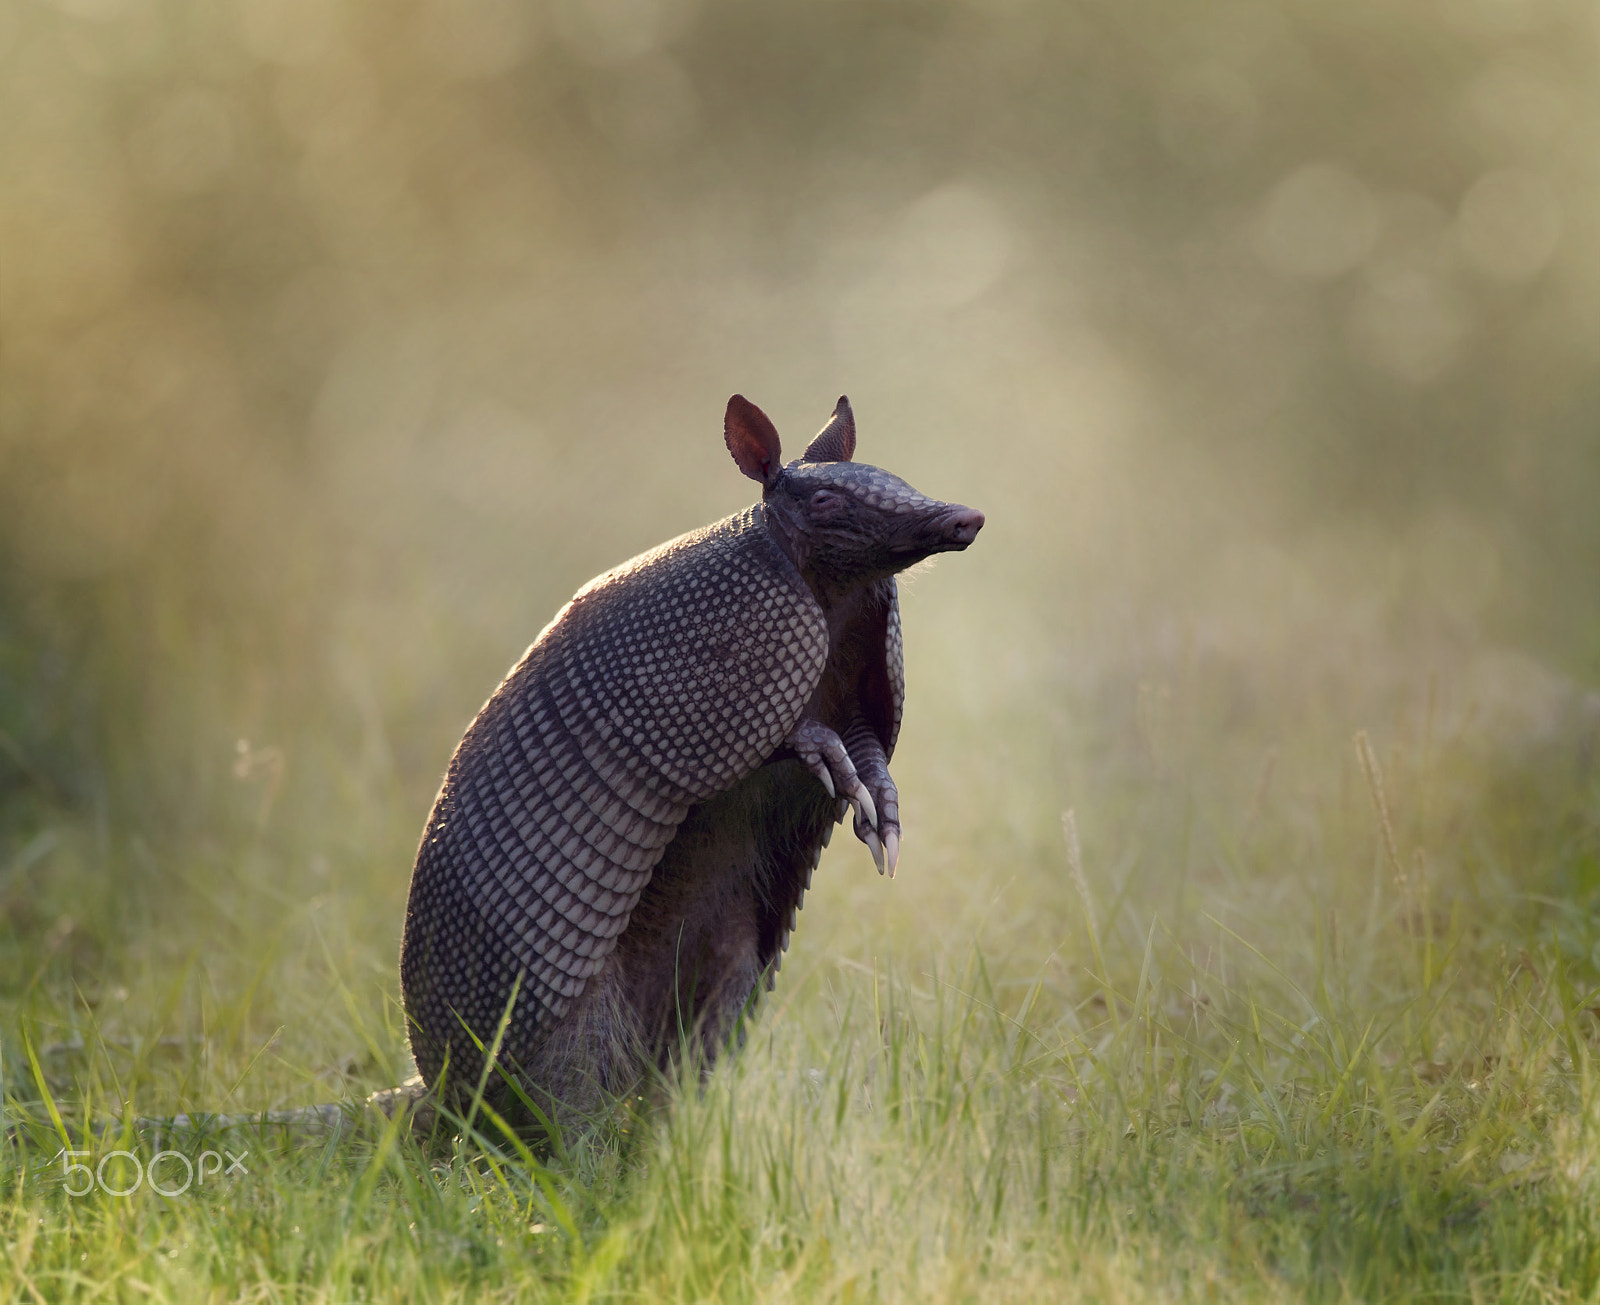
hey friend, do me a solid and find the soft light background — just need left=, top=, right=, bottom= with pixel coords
left=1, top=0, right=1597, bottom=1080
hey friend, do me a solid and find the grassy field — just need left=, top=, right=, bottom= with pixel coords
left=4, top=0, right=1599, bottom=1297
left=5, top=609, right=1600, bottom=1302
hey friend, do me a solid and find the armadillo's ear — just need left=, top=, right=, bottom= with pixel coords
left=800, top=395, right=855, bottom=464
left=724, top=395, right=783, bottom=487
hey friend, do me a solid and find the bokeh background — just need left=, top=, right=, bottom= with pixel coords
left=2, top=0, right=1598, bottom=1091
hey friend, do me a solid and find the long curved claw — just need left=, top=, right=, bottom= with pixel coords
left=852, top=784, right=878, bottom=836
left=811, top=763, right=836, bottom=799
left=786, top=717, right=893, bottom=875
left=787, top=719, right=851, bottom=804
left=850, top=787, right=882, bottom=875
left=864, top=828, right=885, bottom=874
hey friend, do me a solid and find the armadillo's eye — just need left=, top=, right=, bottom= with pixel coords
left=810, top=490, right=842, bottom=514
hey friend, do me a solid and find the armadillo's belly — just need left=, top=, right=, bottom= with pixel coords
left=608, top=758, right=837, bottom=1061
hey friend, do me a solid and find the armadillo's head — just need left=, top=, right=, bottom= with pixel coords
left=724, top=394, right=984, bottom=586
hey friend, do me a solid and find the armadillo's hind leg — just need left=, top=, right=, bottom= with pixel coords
left=784, top=718, right=880, bottom=849
left=842, top=720, right=900, bottom=878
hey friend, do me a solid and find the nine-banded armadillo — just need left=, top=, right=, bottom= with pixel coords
left=400, top=394, right=983, bottom=1121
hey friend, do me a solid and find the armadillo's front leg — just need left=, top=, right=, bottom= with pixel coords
left=785, top=718, right=880, bottom=852
left=841, top=720, right=900, bottom=878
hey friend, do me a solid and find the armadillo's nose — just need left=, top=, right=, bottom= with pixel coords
left=946, top=507, right=985, bottom=546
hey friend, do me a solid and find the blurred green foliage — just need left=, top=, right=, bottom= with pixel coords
left=0, top=0, right=1597, bottom=908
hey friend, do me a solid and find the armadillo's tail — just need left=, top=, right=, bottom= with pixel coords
left=2, top=1078, right=437, bottom=1150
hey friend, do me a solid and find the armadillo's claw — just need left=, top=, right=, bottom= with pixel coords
left=786, top=718, right=858, bottom=810
left=850, top=784, right=882, bottom=875
left=864, top=828, right=885, bottom=875
left=825, top=722, right=899, bottom=880
left=786, top=718, right=888, bottom=873
left=857, top=786, right=879, bottom=836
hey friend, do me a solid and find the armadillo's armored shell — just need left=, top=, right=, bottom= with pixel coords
left=401, top=506, right=828, bottom=1084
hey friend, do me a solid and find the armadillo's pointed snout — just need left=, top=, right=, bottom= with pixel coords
left=945, top=506, right=985, bottom=547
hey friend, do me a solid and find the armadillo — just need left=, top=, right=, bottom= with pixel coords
left=399, top=394, right=984, bottom=1120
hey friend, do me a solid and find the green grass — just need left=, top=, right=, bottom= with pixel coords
left=4, top=0, right=1599, bottom=1292
left=4, top=643, right=1600, bottom=1302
